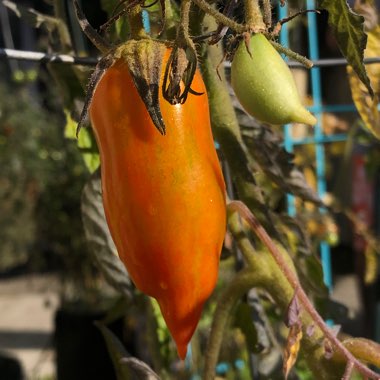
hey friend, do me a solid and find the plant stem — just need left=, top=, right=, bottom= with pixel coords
left=244, top=0, right=265, bottom=31
left=229, top=200, right=380, bottom=380
left=262, top=0, right=272, bottom=28
left=128, top=3, right=148, bottom=39
left=270, top=41, right=313, bottom=68
left=73, top=0, right=111, bottom=53
left=202, top=267, right=263, bottom=380
left=192, top=0, right=245, bottom=33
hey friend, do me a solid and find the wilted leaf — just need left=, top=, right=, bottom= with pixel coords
left=239, top=119, right=323, bottom=206
left=283, top=291, right=303, bottom=379
left=347, top=24, right=380, bottom=139
left=4, top=0, right=58, bottom=29
left=96, top=322, right=160, bottom=380
left=364, top=245, right=378, bottom=285
left=306, top=324, right=315, bottom=337
left=319, top=0, right=373, bottom=97
left=81, top=170, right=133, bottom=300
left=3, top=0, right=71, bottom=51
left=283, top=321, right=302, bottom=379
left=120, top=358, right=160, bottom=380
left=65, top=110, right=100, bottom=172
left=285, top=291, right=301, bottom=328
left=95, top=322, right=132, bottom=380
left=324, top=338, right=334, bottom=360
left=329, top=324, right=341, bottom=338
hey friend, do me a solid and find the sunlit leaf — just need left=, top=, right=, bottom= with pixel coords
left=340, top=337, right=380, bottom=368
left=347, top=24, right=380, bottom=139
left=65, top=110, right=100, bottom=173
left=364, top=245, right=378, bottom=285
left=319, top=0, right=373, bottom=97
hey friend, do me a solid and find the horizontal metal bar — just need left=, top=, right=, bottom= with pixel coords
left=308, top=104, right=357, bottom=113
left=1, top=47, right=380, bottom=68
left=0, top=48, right=98, bottom=65
left=291, top=133, right=347, bottom=145
left=289, top=57, right=380, bottom=68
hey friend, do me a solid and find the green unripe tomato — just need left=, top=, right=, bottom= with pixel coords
left=231, top=34, right=317, bottom=126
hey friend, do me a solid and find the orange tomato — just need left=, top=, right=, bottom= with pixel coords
left=89, top=49, right=226, bottom=359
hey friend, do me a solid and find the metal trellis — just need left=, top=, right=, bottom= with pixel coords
left=280, top=0, right=345, bottom=294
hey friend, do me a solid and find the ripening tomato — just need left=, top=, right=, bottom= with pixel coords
left=231, top=33, right=317, bottom=126
left=89, top=47, right=226, bottom=359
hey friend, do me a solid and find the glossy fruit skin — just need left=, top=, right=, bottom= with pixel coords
left=231, top=34, right=317, bottom=126
left=89, top=52, right=226, bottom=359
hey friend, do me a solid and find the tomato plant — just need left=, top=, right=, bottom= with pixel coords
left=20, top=0, right=379, bottom=378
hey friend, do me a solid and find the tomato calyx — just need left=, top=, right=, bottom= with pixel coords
left=162, top=29, right=202, bottom=105
left=118, top=40, right=167, bottom=135
left=77, top=53, right=116, bottom=137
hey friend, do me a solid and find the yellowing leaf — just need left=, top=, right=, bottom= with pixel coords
left=283, top=322, right=303, bottom=379
left=364, top=245, right=378, bottom=285
left=348, top=24, right=380, bottom=138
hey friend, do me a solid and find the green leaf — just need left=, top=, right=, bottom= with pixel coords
left=64, top=110, right=100, bottom=173
left=81, top=170, right=133, bottom=300
left=319, top=0, right=374, bottom=97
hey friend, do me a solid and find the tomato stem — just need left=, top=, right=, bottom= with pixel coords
left=128, top=3, right=148, bottom=39
left=262, top=0, right=272, bottom=28
left=244, top=0, right=265, bottom=32
left=73, top=0, right=111, bottom=53
left=202, top=267, right=265, bottom=380
left=229, top=200, right=380, bottom=380
left=270, top=40, right=314, bottom=69
left=192, top=0, right=245, bottom=33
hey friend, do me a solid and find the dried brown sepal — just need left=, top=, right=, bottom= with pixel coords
left=99, top=0, right=143, bottom=33
left=162, top=44, right=198, bottom=105
left=76, top=54, right=116, bottom=137
left=243, top=32, right=253, bottom=58
left=272, top=10, right=321, bottom=36
left=209, top=0, right=239, bottom=45
left=156, top=0, right=166, bottom=36
left=73, top=0, right=112, bottom=53
left=117, top=39, right=167, bottom=135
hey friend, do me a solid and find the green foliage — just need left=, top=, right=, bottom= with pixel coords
left=0, top=81, right=89, bottom=273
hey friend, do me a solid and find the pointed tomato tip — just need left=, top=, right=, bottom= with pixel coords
left=177, top=344, right=188, bottom=360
